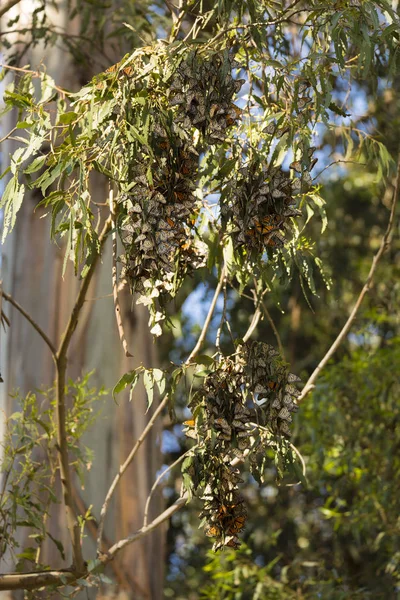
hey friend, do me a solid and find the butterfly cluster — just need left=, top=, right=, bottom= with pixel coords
left=183, top=343, right=301, bottom=549
left=200, top=457, right=247, bottom=551
left=168, top=50, right=245, bottom=144
left=221, top=162, right=302, bottom=254
left=243, top=341, right=301, bottom=437
left=118, top=124, right=206, bottom=313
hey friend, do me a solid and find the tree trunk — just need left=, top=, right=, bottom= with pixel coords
left=0, top=3, right=165, bottom=599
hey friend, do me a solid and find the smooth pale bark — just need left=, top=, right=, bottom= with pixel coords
left=0, top=3, right=165, bottom=598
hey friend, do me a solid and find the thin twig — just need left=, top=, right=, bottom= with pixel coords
left=285, top=441, right=307, bottom=487
left=261, top=300, right=285, bottom=359
left=2, top=291, right=57, bottom=359
left=0, top=63, right=67, bottom=96
left=104, top=433, right=257, bottom=560
left=143, top=448, right=194, bottom=528
left=55, top=217, right=112, bottom=573
left=314, top=159, right=367, bottom=181
left=299, top=153, right=400, bottom=401
left=110, top=188, right=132, bottom=357
left=215, top=272, right=228, bottom=353
left=97, top=394, right=170, bottom=553
left=71, top=486, right=148, bottom=595
left=0, top=127, right=17, bottom=144
left=242, top=307, right=262, bottom=343
left=168, top=0, right=186, bottom=41
left=186, top=266, right=226, bottom=363
left=105, top=494, right=188, bottom=560
left=0, top=0, right=21, bottom=18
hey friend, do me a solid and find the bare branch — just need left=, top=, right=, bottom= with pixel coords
left=109, top=189, right=132, bottom=357
left=97, top=394, right=170, bottom=552
left=71, top=486, right=148, bottom=595
left=0, top=0, right=22, bottom=18
left=299, top=153, right=400, bottom=401
left=186, top=266, right=226, bottom=363
left=242, top=307, right=262, bottom=343
left=0, top=127, right=17, bottom=144
left=215, top=272, right=228, bottom=353
left=108, top=439, right=252, bottom=559
left=261, top=300, right=285, bottom=359
left=143, top=448, right=194, bottom=527
left=105, top=494, right=188, bottom=560
left=1, top=288, right=57, bottom=359
left=55, top=217, right=112, bottom=572
left=0, top=63, right=68, bottom=96
left=0, top=570, right=78, bottom=591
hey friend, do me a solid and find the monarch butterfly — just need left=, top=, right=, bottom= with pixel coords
left=166, top=217, right=176, bottom=228
left=225, top=536, right=240, bottom=548
left=264, top=122, right=275, bottom=135
left=227, top=515, right=246, bottom=535
left=278, top=407, right=292, bottom=421
left=157, top=140, right=170, bottom=151
left=105, top=62, right=134, bottom=77
left=287, top=373, right=301, bottom=383
left=290, top=160, right=302, bottom=173
left=174, top=191, right=187, bottom=202
left=265, top=231, right=285, bottom=247
left=205, top=524, right=221, bottom=538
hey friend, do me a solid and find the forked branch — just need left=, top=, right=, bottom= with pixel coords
left=97, top=394, right=170, bottom=551
left=299, top=153, right=400, bottom=401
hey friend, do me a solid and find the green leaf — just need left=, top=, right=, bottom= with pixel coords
left=112, top=370, right=139, bottom=401
left=328, top=102, right=350, bottom=117
left=194, top=369, right=211, bottom=378
left=143, top=370, right=154, bottom=409
left=192, top=354, right=214, bottom=366
left=16, top=547, right=36, bottom=561
left=57, top=111, right=78, bottom=125
left=1, top=178, right=25, bottom=242
left=152, top=368, right=166, bottom=396
left=24, top=155, right=46, bottom=174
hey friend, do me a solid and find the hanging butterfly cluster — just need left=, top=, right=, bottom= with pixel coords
left=118, top=126, right=205, bottom=310
left=244, top=341, right=301, bottom=437
left=111, top=49, right=246, bottom=329
left=221, top=162, right=302, bottom=254
left=183, top=342, right=301, bottom=549
left=168, top=50, right=245, bottom=143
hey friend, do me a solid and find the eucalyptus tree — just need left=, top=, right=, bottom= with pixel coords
left=0, top=0, right=399, bottom=597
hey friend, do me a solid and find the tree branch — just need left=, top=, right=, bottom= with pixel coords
left=105, top=494, right=188, bottom=560
left=261, top=300, right=285, bottom=360
left=299, top=153, right=400, bottom=401
left=71, top=486, right=148, bottom=595
left=186, top=266, right=226, bottom=363
left=1, top=289, right=57, bottom=359
left=143, top=448, right=194, bottom=528
left=97, top=393, right=170, bottom=552
left=105, top=439, right=248, bottom=560
left=55, top=217, right=112, bottom=572
left=0, top=0, right=22, bottom=19
left=0, top=570, right=78, bottom=591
